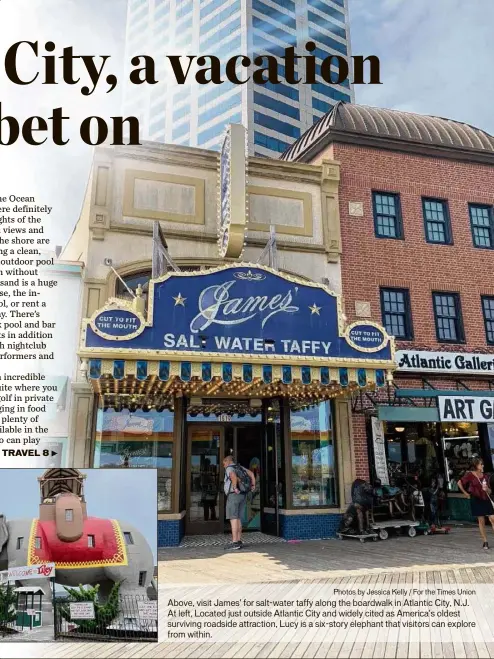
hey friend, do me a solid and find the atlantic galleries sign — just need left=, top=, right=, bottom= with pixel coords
left=396, top=350, right=494, bottom=376
left=83, top=266, right=393, bottom=364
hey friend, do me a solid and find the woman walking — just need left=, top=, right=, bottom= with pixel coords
left=458, top=458, right=494, bottom=550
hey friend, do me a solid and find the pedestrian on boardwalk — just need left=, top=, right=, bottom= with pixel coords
left=458, top=458, right=494, bottom=550
left=223, top=455, right=255, bottom=551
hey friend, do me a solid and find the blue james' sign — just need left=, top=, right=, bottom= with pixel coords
left=85, top=266, right=392, bottom=361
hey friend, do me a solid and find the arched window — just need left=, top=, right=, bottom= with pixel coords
left=115, top=270, right=152, bottom=303
left=114, top=265, right=214, bottom=307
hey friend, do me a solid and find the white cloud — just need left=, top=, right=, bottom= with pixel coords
left=349, top=0, right=494, bottom=133
left=0, top=0, right=126, bottom=244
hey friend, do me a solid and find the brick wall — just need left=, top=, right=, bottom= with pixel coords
left=325, top=143, right=494, bottom=482
left=332, top=143, right=494, bottom=353
left=351, top=413, right=369, bottom=480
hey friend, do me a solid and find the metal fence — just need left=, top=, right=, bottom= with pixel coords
left=54, top=594, right=158, bottom=642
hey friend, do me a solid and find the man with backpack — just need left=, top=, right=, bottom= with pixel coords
left=223, top=454, right=256, bottom=550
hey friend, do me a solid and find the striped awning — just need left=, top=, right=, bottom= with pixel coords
left=87, top=358, right=389, bottom=405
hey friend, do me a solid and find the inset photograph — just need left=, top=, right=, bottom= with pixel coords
left=0, top=468, right=157, bottom=643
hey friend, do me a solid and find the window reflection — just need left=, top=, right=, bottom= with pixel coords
left=441, top=422, right=480, bottom=491
left=158, top=465, right=173, bottom=512
left=290, top=401, right=337, bottom=507
left=94, top=407, right=174, bottom=472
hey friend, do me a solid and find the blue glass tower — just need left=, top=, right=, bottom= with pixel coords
left=124, top=0, right=354, bottom=157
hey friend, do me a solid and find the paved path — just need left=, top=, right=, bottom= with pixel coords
left=1, top=527, right=493, bottom=658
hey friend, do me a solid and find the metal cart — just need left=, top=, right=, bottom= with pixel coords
left=371, top=519, right=419, bottom=540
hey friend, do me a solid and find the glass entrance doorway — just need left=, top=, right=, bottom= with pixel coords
left=185, top=423, right=265, bottom=535
left=184, top=399, right=284, bottom=537
left=184, top=400, right=283, bottom=536
left=186, top=426, right=224, bottom=535
left=225, top=426, right=263, bottom=531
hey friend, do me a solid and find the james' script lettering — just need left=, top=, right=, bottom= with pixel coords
left=190, top=280, right=299, bottom=332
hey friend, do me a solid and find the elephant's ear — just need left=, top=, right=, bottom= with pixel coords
left=0, top=515, right=8, bottom=550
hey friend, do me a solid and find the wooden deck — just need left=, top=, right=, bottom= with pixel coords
left=159, top=526, right=494, bottom=585
left=1, top=527, right=493, bottom=658
left=30, top=565, right=494, bottom=659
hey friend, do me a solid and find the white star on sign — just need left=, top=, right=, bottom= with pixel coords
left=173, top=293, right=186, bottom=306
left=309, top=304, right=321, bottom=315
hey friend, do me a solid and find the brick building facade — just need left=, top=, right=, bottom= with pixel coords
left=284, top=102, right=494, bottom=521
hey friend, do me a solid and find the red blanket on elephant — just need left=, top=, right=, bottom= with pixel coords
left=28, top=518, right=128, bottom=569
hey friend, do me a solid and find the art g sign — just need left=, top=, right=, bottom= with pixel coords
left=438, top=396, right=494, bottom=423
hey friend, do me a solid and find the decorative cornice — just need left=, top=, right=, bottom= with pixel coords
left=248, top=157, right=323, bottom=183
left=109, top=224, right=219, bottom=241
left=107, top=223, right=327, bottom=252
left=97, top=144, right=324, bottom=181
left=96, top=142, right=219, bottom=170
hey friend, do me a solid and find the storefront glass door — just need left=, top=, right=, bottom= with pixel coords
left=184, top=402, right=282, bottom=537
left=261, top=401, right=284, bottom=536
left=186, top=426, right=224, bottom=535
left=224, top=426, right=263, bottom=531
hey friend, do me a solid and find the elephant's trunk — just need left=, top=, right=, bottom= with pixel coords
left=54, top=494, right=85, bottom=541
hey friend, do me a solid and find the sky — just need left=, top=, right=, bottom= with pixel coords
left=0, top=469, right=157, bottom=560
left=0, top=0, right=493, bottom=244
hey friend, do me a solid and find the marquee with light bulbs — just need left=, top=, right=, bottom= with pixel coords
left=80, top=264, right=395, bottom=409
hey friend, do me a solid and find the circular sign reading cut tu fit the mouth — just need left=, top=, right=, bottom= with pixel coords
left=344, top=322, right=389, bottom=353
left=91, top=309, right=145, bottom=341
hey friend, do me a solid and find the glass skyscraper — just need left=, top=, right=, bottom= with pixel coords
left=124, top=0, right=354, bottom=157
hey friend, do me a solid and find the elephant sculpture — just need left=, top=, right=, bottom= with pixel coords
left=0, top=495, right=154, bottom=623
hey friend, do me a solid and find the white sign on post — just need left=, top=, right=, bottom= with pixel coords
left=138, top=600, right=158, bottom=620
left=69, top=602, right=95, bottom=620
left=438, top=396, right=494, bottom=422
left=371, top=417, right=389, bottom=485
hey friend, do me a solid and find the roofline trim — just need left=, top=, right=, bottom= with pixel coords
left=292, top=128, right=494, bottom=166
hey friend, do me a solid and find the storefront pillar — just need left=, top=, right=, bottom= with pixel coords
left=334, top=397, right=357, bottom=505
left=158, top=396, right=186, bottom=547
left=68, top=381, right=94, bottom=468
left=171, top=396, right=185, bottom=515
left=350, top=413, right=370, bottom=482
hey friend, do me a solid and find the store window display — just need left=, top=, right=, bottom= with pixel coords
left=383, top=423, right=440, bottom=485
left=441, top=422, right=480, bottom=492
left=290, top=401, right=338, bottom=507
left=382, top=421, right=485, bottom=489
left=94, top=406, right=174, bottom=470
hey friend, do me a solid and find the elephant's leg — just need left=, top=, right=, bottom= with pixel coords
left=97, top=579, right=116, bottom=604
left=364, top=509, right=371, bottom=532
left=356, top=506, right=366, bottom=534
